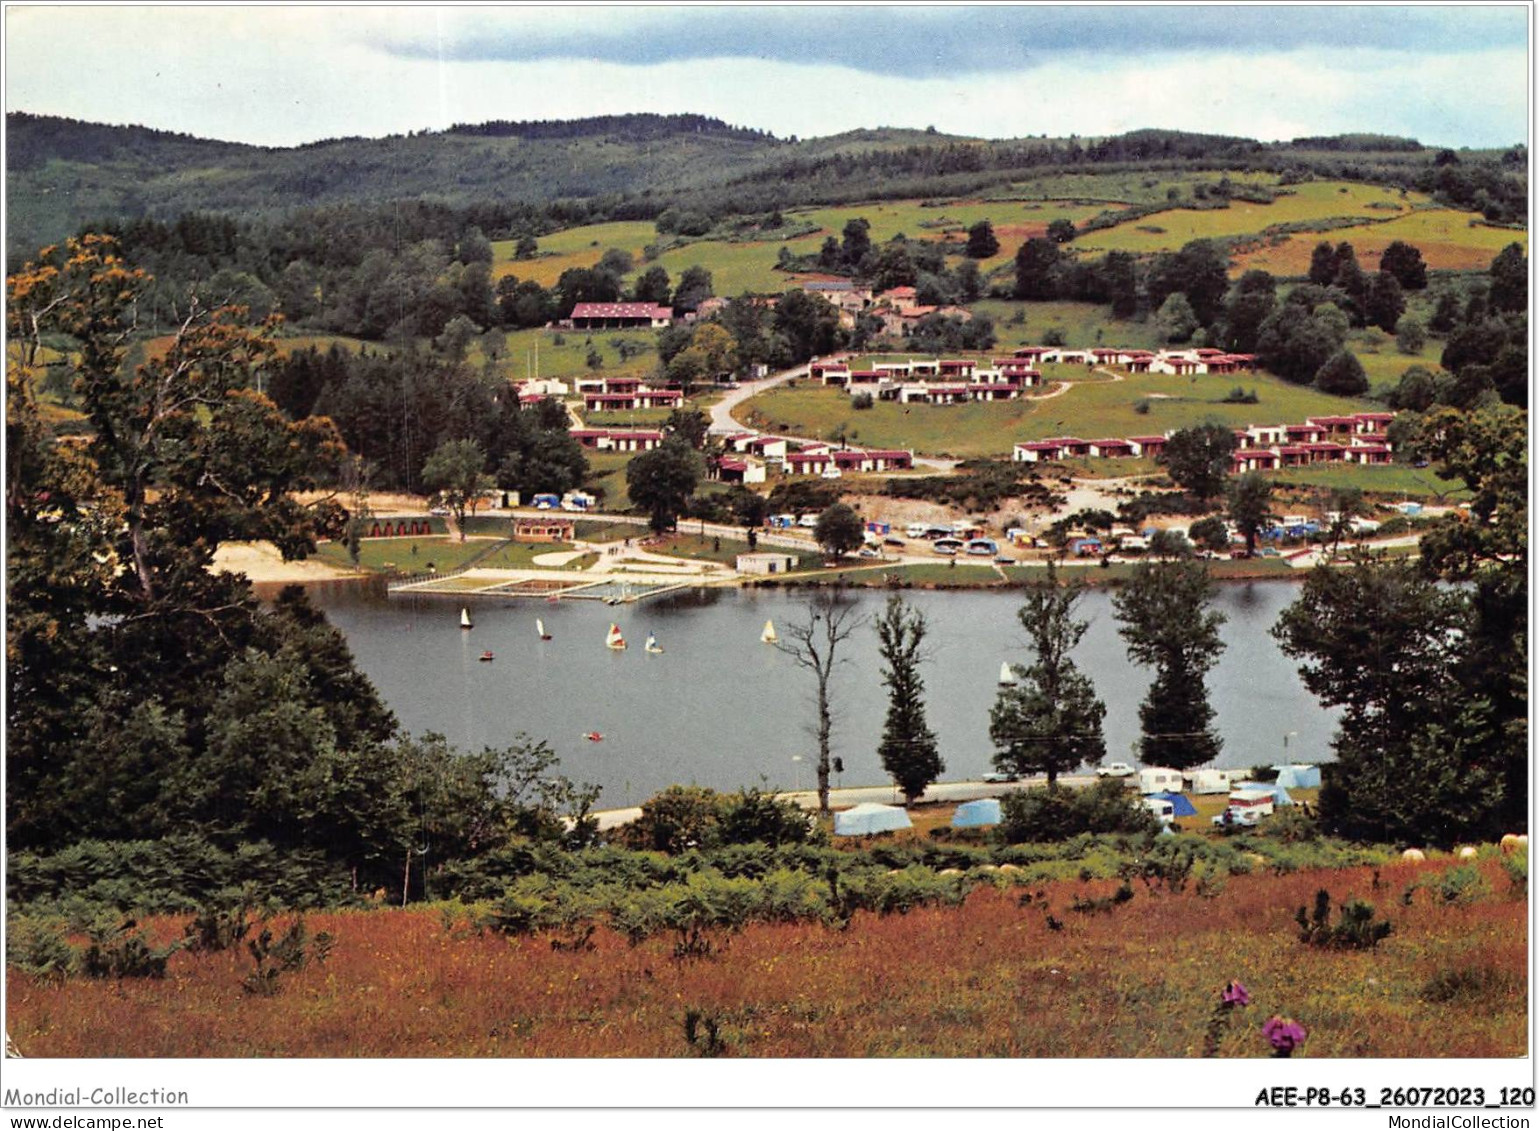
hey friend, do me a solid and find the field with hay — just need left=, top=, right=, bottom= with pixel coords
left=1072, top=182, right=1430, bottom=255
left=5, top=855, right=1524, bottom=1058
left=1234, top=210, right=1529, bottom=277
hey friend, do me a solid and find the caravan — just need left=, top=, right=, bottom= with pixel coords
left=1188, top=769, right=1233, bottom=795
left=1137, top=768, right=1184, bottom=794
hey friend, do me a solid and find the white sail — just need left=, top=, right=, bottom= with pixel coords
left=606, top=623, right=627, bottom=650
left=460, top=608, right=472, bottom=629
left=999, top=661, right=1015, bottom=685
left=761, top=619, right=777, bottom=644
left=645, top=632, right=663, bottom=654
left=536, top=618, right=547, bottom=638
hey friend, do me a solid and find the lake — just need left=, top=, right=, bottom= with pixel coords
left=304, top=580, right=1339, bottom=807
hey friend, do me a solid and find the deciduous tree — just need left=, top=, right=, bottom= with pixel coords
left=776, top=596, right=865, bottom=812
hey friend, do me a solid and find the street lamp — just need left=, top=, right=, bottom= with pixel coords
left=791, top=755, right=804, bottom=794
left=1282, top=731, right=1298, bottom=763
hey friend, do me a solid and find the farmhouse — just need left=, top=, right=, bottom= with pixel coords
left=568, top=302, right=674, bottom=329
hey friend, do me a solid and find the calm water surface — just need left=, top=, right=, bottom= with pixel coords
left=305, top=581, right=1339, bottom=807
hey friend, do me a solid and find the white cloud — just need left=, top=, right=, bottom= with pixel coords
left=3, top=8, right=1528, bottom=148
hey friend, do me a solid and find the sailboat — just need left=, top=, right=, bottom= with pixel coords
left=537, top=618, right=552, bottom=641
left=998, top=661, right=1016, bottom=686
left=605, top=623, right=627, bottom=651
left=478, top=650, right=496, bottom=662
left=645, top=631, right=664, bottom=655
left=761, top=619, right=778, bottom=644
left=460, top=608, right=473, bottom=630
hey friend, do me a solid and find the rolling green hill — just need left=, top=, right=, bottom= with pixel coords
left=10, top=112, right=1520, bottom=261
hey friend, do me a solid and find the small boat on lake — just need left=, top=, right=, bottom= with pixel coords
left=761, top=619, right=778, bottom=644
left=537, top=617, right=552, bottom=641
left=998, top=661, right=1016, bottom=686
left=645, top=632, right=664, bottom=655
left=605, top=623, right=627, bottom=650
left=584, top=731, right=604, bottom=743
left=478, top=650, right=495, bottom=662
left=460, top=608, right=473, bottom=630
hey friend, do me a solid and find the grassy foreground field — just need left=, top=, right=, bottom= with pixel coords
left=6, top=857, right=1523, bottom=1057
left=745, top=370, right=1378, bottom=458
left=1234, top=209, right=1528, bottom=277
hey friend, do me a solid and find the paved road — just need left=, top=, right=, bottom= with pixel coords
left=590, top=774, right=1100, bottom=830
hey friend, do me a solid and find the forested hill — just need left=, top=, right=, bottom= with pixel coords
left=6, top=111, right=1521, bottom=258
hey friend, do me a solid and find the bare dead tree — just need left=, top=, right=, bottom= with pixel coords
left=776, top=593, right=866, bottom=813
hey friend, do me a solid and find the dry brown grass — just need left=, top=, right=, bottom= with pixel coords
left=7, top=859, right=1524, bottom=1059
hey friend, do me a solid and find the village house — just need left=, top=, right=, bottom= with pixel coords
left=582, top=388, right=684, bottom=412
left=567, top=302, right=674, bottom=330
left=567, top=428, right=664, bottom=452
left=711, top=456, right=768, bottom=484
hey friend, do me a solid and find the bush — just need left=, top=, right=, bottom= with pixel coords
left=6, top=917, right=75, bottom=983
left=719, top=788, right=817, bottom=848
left=851, top=392, right=874, bottom=410
left=998, top=780, right=1159, bottom=844
left=82, top=917, right=181, bottom=980
left=1295, top=890, right=1392, bottom=950
left=241, top=917, right=334, bottom=996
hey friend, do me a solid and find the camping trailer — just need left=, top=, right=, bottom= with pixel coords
left=1226, top=788, right=1276, bottom=819
left=1142, top=797, right=1176, bottom=825
left=1189, top=769, right=1232, bottom=795
left=1137, top=768, right=1184, bottom=794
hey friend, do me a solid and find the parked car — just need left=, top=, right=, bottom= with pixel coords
left=883, top=537, right=907, bottom=548
left=429, top=506, right=450, bottom=517
left=1096, top=762, right=1136, bottom=778
left=1212, top=806, right=1263, bottom=828
left=994, top=555, right=1015, bottom=565
left=857, top=547, right=880, bottom=559
left=981, top=771, right=1019, bottom=783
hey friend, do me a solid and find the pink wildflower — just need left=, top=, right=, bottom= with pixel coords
left=1263, top=1015, right=1308, bottom=1056
left=1221, top=981, right=1250, bottom=1007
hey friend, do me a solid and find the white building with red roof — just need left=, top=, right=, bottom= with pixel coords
left=568, top=302, right=674, bottom=329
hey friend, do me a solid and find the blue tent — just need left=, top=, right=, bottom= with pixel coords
left=1146, top=791, right=1197, bottom=817
left=1272, top=764, right=1321, bottom=790
left=834, top=802, right=913, bottom=836
left=952, top=798, right=1003, bottom=828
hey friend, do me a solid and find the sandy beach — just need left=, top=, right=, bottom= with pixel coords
left=211, top=541, right=363, bottom=583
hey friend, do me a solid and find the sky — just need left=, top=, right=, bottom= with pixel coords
left=3, top=5, right=1530, bottom=149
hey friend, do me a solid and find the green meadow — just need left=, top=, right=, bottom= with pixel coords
left=746, top=368, right=1378, bottom=458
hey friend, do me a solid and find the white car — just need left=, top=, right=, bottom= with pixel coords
left=1095, top=762, right=1136, bottom=778
left=981, top=771, right=1019, bottom=783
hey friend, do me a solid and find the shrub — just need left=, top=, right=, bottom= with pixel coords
left=1500, top=848, right=1527, bottom=892
left=82, top=918, right=180, bottom=980
left=998, top=780, right=1159, bottom=844
left=241, top=918, right=333, bottom=996
left=621, top=786, right=728, bottom=853
left=6, top=917, right=75, bottom=983
left=851, top=392, right=874, bottom=410
left=719, top=788, right=817, bottom=848
left=182, top=903, right=254, bottom=953
left=1295, top=890, right=1392, bottom=950
left=1259, top=807, right=1320, bottom=843
left=1421, top=964, right=1516, bottom=1004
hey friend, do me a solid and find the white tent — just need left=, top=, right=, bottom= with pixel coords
left=1272, top=764, right=1321, bottom=790
left=952, top=798, right=1003, bottom=828
left=834, top=802, right=913, bottom=836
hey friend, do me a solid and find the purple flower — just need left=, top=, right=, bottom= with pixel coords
left=1263, top=1016, right=1308, bottom=1055
left=1221, top=981, right=1250, bottom=1007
